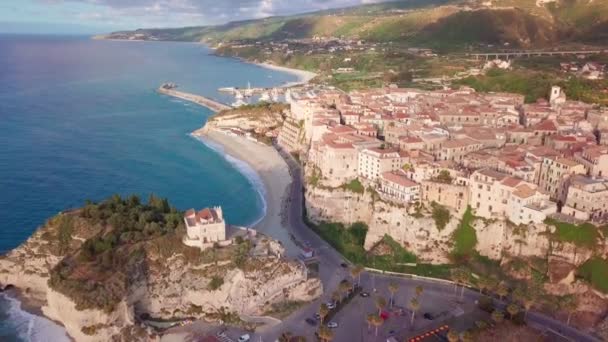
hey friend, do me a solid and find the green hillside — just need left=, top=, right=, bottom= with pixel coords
left=103, top=0, right=608, bottom=48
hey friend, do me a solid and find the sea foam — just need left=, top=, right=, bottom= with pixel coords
left=191, top=134, right=268, bottom=228
left=0, top=294, right=70, bottom=342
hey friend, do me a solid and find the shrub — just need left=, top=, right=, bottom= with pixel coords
left=341, top=179, right=364, bottom=194
left=208, top=276, right=224, bottom=291
left=431, top=202, right=450, bottom=231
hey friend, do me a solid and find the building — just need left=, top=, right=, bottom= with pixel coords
left=358, top=148, right=408, bottom=180
left=562, top=175, right=608, bottom=223
left=183, top=207, right=227, bottom=249
left=378, top=171, right=421, bottom=204
left=469, top=169, right=554, bottom=223
left=435, top=138, right=484, bottom=162
left=277, top=117, right=303, bottom=152
left=538, top=157, right=586, bottom=201
left=574, top=146, right=608, bottom=178
left=421, top=179, right=469, bottom=214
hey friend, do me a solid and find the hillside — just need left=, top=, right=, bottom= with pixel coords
left=101, top=0, right=608, bottom=48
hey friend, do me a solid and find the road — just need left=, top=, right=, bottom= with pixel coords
left=262, top=149, right=600, bottom=342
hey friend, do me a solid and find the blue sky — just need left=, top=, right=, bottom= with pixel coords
left=0, top=0, right=389, bottom=34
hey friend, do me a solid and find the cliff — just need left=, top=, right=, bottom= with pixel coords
left=0, top=196, right=321, bottom=341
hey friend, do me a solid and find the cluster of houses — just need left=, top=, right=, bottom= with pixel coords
left=278, top=84, right=608, bottom=225
left=560, top=61, right=605, bottom=80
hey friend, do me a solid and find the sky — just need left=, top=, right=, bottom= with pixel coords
left=0, top=0, right=391, bottom=34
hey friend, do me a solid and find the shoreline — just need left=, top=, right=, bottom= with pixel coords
left=192, top=127, right=300, bottom=257
left=253, top=62, right=317, bottom=88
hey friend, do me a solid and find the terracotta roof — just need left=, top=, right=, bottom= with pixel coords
left=381, top=171, right=418, bottom=187
left=501, top=177, right=522, bottom=188
left=512, top=184, right=537, bottom=199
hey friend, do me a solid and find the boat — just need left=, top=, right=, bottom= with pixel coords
left=271, top=88, right=280, bottom=102
left=234, top=90, right=244, bottom=100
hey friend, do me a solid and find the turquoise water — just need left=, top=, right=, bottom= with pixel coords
left=0, top=34, right=298, bottom=341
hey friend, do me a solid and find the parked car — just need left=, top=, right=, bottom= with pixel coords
left=314, top=313, right=321, bottom=320
left=238, top=334, right=251, bottom=342
left=327, top=322, right=339, bottom=329
left=305, top=318, right=317, bottom=326
left=326, top=301, right=336, bottom=309
left=423, top=312, right=435, bottom=320
left=360, top=292, right=370, bottom=297
left=340, top=262, right=348, bottom=268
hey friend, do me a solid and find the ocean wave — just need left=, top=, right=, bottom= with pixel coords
left=0, top=293, right=70, bottom=342
left=191, top=134, right=268, bottom=227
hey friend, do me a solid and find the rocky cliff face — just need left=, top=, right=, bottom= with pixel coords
left=304, top=179, right=605, bottom=267
left=0, top=212, right=321, bottom=342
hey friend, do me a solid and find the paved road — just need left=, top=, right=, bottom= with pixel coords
left=258, top=147, right=602, bottom=342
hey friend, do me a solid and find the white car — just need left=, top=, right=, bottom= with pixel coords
left=327, top=322, right=339, bottom=329
left=326, top=301, right=336, bottom=309
left=238, top=334, right=251, bottom=342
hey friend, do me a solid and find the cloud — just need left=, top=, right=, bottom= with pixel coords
left=47, top=0, right=391, bottom=28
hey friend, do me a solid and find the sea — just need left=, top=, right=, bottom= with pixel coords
left=0, top=34, right=299, bottom=341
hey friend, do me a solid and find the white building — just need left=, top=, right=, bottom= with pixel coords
left=469, top=169, right=555, bottom=224
left=358, top=148, right=408, bottom=180
left=183, top=207, right=227, bottom=249
left=379, top=171, right=420, bottom=204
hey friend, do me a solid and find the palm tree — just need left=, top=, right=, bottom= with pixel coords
left=477, top=276, right=489, bottom=294
left=415, top=285, right=424, bottom=298
left=317, top=326, right=334, bottom=342
left=351, top=264, right=364, bottom=288
left=339, top=281, right=351, bottom=302
left=278, top=331, right=292, bottom=342
left=366, top=313, right=375, bottom=331
left=461, top=330, right=474, bottom=342
left=506, top=303, right=520, bottom=320
left=447, top=330, right=459, bottom=342
left=561, top=295, right=577, bottom=326
left=409, top=297, right=420, bottom=327
left=388, top=281, right=399, bottom=308
left=496, top=282, right=509, bottom=301
left=491, top=310, right=505, bottom=324
left=375, top=296, right=387, bottom=315
left=523, top=296, right=535, bottom=319
left=331, top=290, right=340, bottom=305
left=512, top=286, right=525, bottom=304
left=370, top=314, right=384, bottom=336
left=319, top=303, right=329, bottom=324
left=452, top=267, right=469, bottom=299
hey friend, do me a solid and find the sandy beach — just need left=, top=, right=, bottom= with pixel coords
left=193, top=128, right=300, bottom=257
left=256, top=62, right=317, bottom=87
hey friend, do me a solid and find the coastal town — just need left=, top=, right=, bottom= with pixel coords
left=274, top=83, right=608, bottom=226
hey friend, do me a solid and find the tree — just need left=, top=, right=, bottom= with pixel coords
left=415, top=285, right=424, bottom=298
left=452, top=267, right=469, bottom=300
left=319, top=303, right=329, bottom=324
left=461, top=330, right=474, bottom=342
left=496, top=282, right=509, bottom=301
left=561, top=295, right=577, bottom=326
left=331, top=290, right=340, bottom=305
left=477, top=276, right=489, bottom=294
left=436, top=170, right=453, bottom=184
left=366, top=313, right=375, bottom=331
left=409, top=297, right=420, bottom=327
left=491, top=310, right=505, bottom=324
left=317, top=326, right=334, bottom=342
left=388, top=281, right=399, bottom=308
left=351, top=264, right=364, bottom=288
left=370, top=314, right=384, bottom=336
left=506, top=303, right=520, bottom=320
left=523, top=295, right=535, bottom=319
left=447, top=330, right=459, bottom=342
left=339, top=281, right=351, bottom=302
left=375, top=296, right=387, bottom=315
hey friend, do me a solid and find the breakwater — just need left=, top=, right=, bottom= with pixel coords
left=158, top=85, right=232, bottom=112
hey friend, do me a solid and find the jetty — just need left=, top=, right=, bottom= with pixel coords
left=158, top=83, right=232, bottom=113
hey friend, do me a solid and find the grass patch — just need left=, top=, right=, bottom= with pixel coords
left=341, top=179, right=365, bottom=194
left=544, top=218, right=601, bottom=249
left=578, top=257, right=608, bottom=294
left=450, top=207, right=478, bottom=261
left=208, top=276, right=224, bottom=291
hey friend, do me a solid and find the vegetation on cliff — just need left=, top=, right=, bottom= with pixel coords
left=47, top=194, right=195, bottom=312
left=450, top=207, right=479, bottom=262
